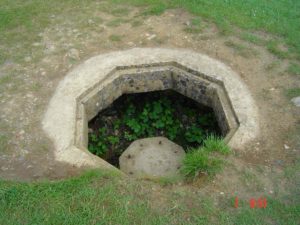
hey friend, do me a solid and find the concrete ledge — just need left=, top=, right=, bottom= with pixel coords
left=42, top=48, right=260, bottom=168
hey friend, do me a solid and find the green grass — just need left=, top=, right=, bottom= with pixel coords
left=152, top=175, right=182, bottom=186
left=0, top=169, right=299, bottom=225
left=0, top=170, right=168, bottom=225
left=118, top=0, right=300, bottom=58
left=181, top=135, right=230, bottom=178
left=142, top=3, right=167, bottom=16
left=0, top=134, right=8, bottom=152
left=1, top=0, right=300, bottom=64
left=265, top=61, right=280, bottom=71
left=266, top=41, right=289, bottom=59
left=106, top=18, right=127, bottom=27
left=184, top=26, right=202, bottom=34
left=109, top=34, right=122, bottom=42
left=111, top=7, right=130, bottom=17
left=0, top=1, right=299, bottom=224
left=181, top=149, right=223, bottom=178
left=240, top=33, right=266, bottom=45
left=285, top=88, right=300, bottom=99
left=202, top=134, right=230, bottom=155
left=287, top=63, right=300, bottom=76
left=240, top=169, right=264, bottom=191
left=131, top=19, right=143, bottom=27
left=0, top=75, right=13, bottom=86
left=225, top=40, right=258, bottom=58
left=184, top=17, right=203, bottom=34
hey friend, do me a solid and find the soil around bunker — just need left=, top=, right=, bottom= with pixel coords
left=88, top=90, right=222, bottom=167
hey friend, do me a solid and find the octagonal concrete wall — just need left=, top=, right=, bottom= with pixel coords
left=75, top=63, right=239, bottom=152
left=42, top=48, right=260, bottom=169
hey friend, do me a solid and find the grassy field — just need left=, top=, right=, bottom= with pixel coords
left=1, top=0, right=300, bottom=63
left=123, top=0, right=300, bottom=59
left=0, top=169, right=299, bottom=225
left=0, top=0, right=299, bottom=224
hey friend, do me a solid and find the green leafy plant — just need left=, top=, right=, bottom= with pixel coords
left=88, top=91, right=221, bottom=165
left=108, top=136, right=119, bottom=145
left=124, top=131, right=137, bottom=141
left=88, top=128, right=108, bottom=157
left=184, top=125, right=204, bottom=144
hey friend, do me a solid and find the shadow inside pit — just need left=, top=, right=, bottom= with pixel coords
left=88, top=90, right=222, bottom=168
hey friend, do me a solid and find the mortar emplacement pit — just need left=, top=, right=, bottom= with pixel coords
left=87, top=90, right=222, bottom=168
left=43, top=49, right=260, bottom=170
left=74, top=63, right=239, bottom=172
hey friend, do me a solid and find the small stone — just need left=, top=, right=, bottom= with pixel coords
left=24, top=56, right=32, bottom=62
left=269, top=190, right=274, bottom=194
left=220, top=192, right=224, bottom=195
left=147, top=34, right=156, bottom=40
left=184, top=21, right=191, bottom=27
left=45, top=44, right=55, bottom=53
left=32, top=42, right=41, bottom=47
left=284, top=144, right=290, bottom=150
left=1, top=166, right=8, bottom=171
left=275, top=160, right=284, bottom=165
left=68, top=48, right=80, bottom=60
left=4, top=60, right=14, bottom=67
left=26, top=93, right=34, bottom=98
left=291, top=96, right=300, bottom=107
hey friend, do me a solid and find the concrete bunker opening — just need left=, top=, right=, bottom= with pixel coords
left=74, top=63, right=239, bottom=174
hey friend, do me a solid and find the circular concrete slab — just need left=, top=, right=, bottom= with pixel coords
left=119, top=137, right=185, bottom=178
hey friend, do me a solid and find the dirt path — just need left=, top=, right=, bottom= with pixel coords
left=0, top=5, right=299, bottom=199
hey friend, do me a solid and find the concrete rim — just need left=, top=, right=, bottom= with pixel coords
left=42, top=48, right=260, bottom=169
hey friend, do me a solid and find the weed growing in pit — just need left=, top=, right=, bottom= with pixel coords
left=88, top=127, right=109, bottom=157
left=123, top=99, right=181, bottom=140
left=202, top=134, right=230, bottom=155
left=181, top=135, right=230, bottom=179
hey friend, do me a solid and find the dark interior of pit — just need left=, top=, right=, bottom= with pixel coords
left=88, top=90, right=222, bottom=167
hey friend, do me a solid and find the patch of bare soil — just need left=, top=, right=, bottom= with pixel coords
left=0, top=5, right=299, bottom=201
